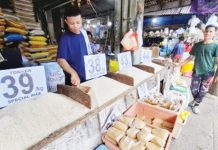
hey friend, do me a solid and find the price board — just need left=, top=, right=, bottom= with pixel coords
left=117, top=52, right=132, bottom=71
left=84, top=54, right=107, bottom=80
left=0, top=66, right=48, bottom=108
left=141, top=48, right=152, bottom=63
left=0, top=53, right=4, bottom=63
left=137, top=82, right=149, bottom=99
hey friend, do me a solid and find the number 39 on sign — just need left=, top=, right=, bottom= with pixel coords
left=84, top=54, right=107, bottom=80
left=0, top=66, right=47, bottom=108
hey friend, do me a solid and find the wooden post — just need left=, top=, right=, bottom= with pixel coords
left=121, top=0, right=129, bottom=35
left=209, top=69, right=218, bottom=96
left=114, top=0, right=122, bottom=54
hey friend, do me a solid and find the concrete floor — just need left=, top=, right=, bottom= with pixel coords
left=170, top=77, right=218, bottom=150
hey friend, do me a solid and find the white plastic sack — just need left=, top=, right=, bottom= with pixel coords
left=42, top=62, right=65, bottom=92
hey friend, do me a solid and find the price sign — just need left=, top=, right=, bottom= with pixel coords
left=137, top=82, right=149, bottom=99
left=0, top=53, right=4, bottom=63
left=84, top=54, right=107, bottom=80
left=141, top=48, right=152, bottom=63
left=0, top=66, right=48, bottom=108
left=117, top=52, right=132, bottom=71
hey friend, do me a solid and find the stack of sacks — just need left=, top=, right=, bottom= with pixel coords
left=14, top=0, right=35, bottom=22
left=47, top=45, right=58, bottom=61
left=0, top=8, right=5, bottom=49
left=19, top=41, right=30, bottom=59
left=25, top=29, right=49, bottom=62
left=14, top=0, right=41, bottom=30
left=4, top=18, right=27, bottom=45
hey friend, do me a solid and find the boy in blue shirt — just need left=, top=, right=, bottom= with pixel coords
left=170, top=36, right=185, bottom=63
left=57, top=5, right=91, bottom=86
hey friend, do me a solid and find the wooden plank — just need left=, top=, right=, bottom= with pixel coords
left=57, top=85, right=92, bottom=109
left=107, top=72, right=134, bottom=86
left=152, top=59, right=165, bottom=66
left=134, top=64, right=155, bottom=74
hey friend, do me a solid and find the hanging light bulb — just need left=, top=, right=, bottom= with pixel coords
left=87, top=19, right=90, bottom=24
left=77, top=0, right=81, bottom=7
left=107, top=21, right=112, bottom=27
left=71, top=0, right=75, bottom=5
left=92, top=24, right=97, bottom=28
left=107, top=16, right=112, bottom=27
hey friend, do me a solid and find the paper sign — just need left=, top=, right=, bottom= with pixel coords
left=0, top=66, right=48, bottom=108
left=141, top=48, right=152, bottom=63
left=0, top=53, right=4, bottom=63
left=137, top=82, right=149, bottom=99
left=117, top=52, right=132, bottom=71
left=84, top=54, right=107, bottom=80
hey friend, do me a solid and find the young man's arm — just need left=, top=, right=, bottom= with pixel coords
left=180, top=55, right=195, bottom=66
left=57, top=58, right=80, bottom=86
left=214, top=57, right=218, bottom=83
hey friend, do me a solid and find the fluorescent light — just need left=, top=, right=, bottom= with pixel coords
left=152, top=18, right=157, bottom=23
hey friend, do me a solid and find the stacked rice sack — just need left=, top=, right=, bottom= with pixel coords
left=47, top=45, right=58, bottom=61
left=14, top=0, right=41, bottom=30
left=4, top=16, right=27, bottom=47
left=24, top=30, right=50, bottom=62
left=0, top=8, right=5, bottom=49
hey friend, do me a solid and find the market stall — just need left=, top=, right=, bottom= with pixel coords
left=1, top=0, right=218, bottom=150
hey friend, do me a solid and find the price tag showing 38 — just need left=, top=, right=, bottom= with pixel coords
left=84, top=54, right=107, bottom=80
left=117, top=52, right=132, bottom=71
left=0, top=66, right=47, bottom=108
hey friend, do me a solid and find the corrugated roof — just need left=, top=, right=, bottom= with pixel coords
left=144, top=6, right=191, bottom=16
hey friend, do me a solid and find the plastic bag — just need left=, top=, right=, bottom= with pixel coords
left=41, top=62, right=65, bottom=92
left=109, top=59, right=119, bottom=73
left=121, top=29, right=138, bottom=51
left=4, top=34, right=25, bottom=42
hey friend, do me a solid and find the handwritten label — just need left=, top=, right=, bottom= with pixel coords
left=0, top=53, right=4, bottom=63
left=137, top=82, right=149, bottom=99
left=84, top=54, right=107, bottom=80
left=141, top=48, right=152, bottom=63
left=117, top=52, right=132, bottom=70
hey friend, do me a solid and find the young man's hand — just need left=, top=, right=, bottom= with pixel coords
left=71, top=72, right=80, bottom=86
left=214, top=76, right=218, bottom=83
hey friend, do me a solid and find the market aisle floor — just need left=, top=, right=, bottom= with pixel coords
left=170, top=77, right=218, bottom=150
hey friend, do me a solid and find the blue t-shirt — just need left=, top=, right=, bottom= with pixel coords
left=171, top=42, right=185, bottom=57
left=57, top=31, right=88, bottom=82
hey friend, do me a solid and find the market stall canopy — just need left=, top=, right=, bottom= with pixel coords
left=144, top=6, right=191, bottom=16
left=37, top=0, right=114, bottom=17
left=144, top=0, right=191, bottom=14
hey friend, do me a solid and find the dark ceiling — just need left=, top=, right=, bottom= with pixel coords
left=36, top=0, right=114, bottom=18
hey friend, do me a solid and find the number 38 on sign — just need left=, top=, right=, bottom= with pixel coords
left=0, top=66, right=47, bottom=108
left=84, top=54, right=107, bottom=80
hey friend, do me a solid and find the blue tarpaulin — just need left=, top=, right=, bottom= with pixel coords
left=144, top=15, right=192, bottom=28
left=191, top=0, right=218, bottom=14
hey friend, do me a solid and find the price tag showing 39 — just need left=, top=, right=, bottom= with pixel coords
left=117, top=52, right=132, bottom=71
left=84, top=54, right=107, bottom=80
left=0, top=66, right=47, bottom=108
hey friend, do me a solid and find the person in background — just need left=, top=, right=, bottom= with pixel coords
left=180, top=25, right=218, bottom=114
left=170, top=36, right=185, bottom=63
left=87, top=31, right=97, bottom=54
left=57, top=5, right=92, bottom=86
